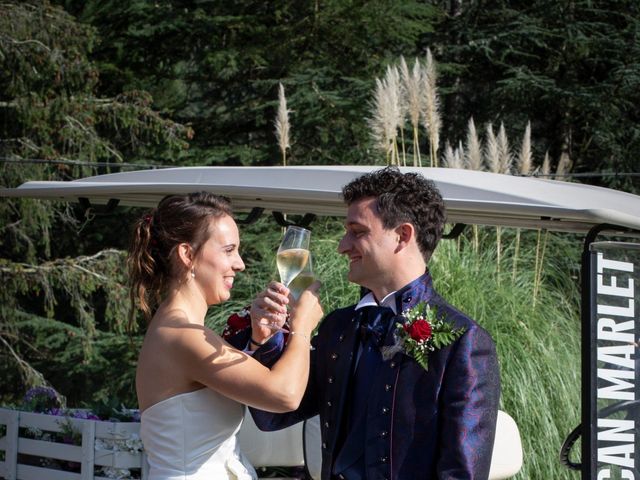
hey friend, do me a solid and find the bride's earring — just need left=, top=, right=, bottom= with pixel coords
left=191, top=267, right=196, bottom=278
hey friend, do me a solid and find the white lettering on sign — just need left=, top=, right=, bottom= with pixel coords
left=597, top=368, right=634, bottom=400
left=597, top=468, right=635, bottom=479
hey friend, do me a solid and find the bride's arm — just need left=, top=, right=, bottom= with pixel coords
left=174, top=285, right=322, bottom=413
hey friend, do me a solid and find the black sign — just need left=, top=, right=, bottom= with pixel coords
left=589, top=241, right=639, bottom=479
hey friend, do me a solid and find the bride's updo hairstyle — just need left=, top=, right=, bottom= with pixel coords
left=127, top=192, right=232, bottom=328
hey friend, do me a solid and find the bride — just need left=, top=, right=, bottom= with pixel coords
left=127, top=192, right=323, bottom=480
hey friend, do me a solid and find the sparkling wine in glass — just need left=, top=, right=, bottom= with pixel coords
left=260, top=226, right=311, bottom=334
left=288, top=253, right=315, bottom=300
left=276, top=226, right=310, bottom=287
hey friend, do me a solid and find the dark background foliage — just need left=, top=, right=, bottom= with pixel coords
left=52, top=0, right=640, bottom=192
left=429, top=0, right=640, bottom=192
left=60, top=0, right=440, bottom=166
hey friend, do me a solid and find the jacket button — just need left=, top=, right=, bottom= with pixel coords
left=380, top=456, right=388, bottom=463
left=322, top=442, right=327, bottom=449
left=339, top=334, right=345, bottom=341
left=331, top=353, right=339, bottom=360
left=328, top=376, right=334, bottom=384
left=327, top=400, right=332, bottom=407
left=382, top=406, right=389, bottom=414
left=389, top=361, right=397, bottom=368
left=324, top=421, right=330, bottom=428
left=381, top=430, right=388, bottom=438
left=384, top=384, right=392, bottom=391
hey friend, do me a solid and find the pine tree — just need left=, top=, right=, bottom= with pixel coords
left=0, top=0, right=192, bottom=406
left=428, top=0, right=640, bottom=192
left=61, top=0, right=441, bottom=166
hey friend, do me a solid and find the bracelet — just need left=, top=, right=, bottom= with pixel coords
left=288, top=331, right=310, bottom=342
left=250, top=337, right=266, bottom=347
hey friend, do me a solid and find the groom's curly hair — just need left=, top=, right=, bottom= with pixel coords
left=342, top=167, right=446, bottom=261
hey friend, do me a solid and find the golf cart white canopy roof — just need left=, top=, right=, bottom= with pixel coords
left=2, top=165, right=640, bottom=233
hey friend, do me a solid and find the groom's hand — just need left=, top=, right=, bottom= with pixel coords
left=250, top=281, right=290, bottom=343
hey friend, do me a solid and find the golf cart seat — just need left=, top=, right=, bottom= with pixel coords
left=238, top=409, right=523, bottom=479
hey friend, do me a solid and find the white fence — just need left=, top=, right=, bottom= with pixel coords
left=0, top=408, right=147, bottom=480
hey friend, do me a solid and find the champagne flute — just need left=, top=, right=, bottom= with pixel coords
left=276, top=226, right=310, bottom=287
left=288, top=253, right=315, bottom=300
left=260, top=226, right=311, bottom=332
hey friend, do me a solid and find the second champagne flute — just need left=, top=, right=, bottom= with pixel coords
left=288, top=253, right=315, bottom=300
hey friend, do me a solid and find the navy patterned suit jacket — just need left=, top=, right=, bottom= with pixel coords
left=230, top=273, right=500, bottom=480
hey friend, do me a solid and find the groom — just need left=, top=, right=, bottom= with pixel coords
left=227, top=167, right=500, bottom=479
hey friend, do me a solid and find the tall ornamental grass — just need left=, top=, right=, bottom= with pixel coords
left=208, top=218, right=582, bottom=479
left=431, top=229, right=582, bottom=479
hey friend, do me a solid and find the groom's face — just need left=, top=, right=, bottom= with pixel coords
left=338, top=197, right=400, bottom=294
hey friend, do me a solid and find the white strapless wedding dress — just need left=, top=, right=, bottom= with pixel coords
left=140, top=388, right=258, bottom=480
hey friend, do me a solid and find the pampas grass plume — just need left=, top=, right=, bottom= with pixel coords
left=541, top=151, right=551, bottom=177
left=556, top=152, right=572, bottom=181
left=497, top=122, right=512, bottom=174
left=465, top=117, right=482, bottom=170
left=444, top=140, right=465, bottom=169
left=443, top=141, right=454, bottom=168
left=486, top=123, right=500, bottom=173
left=275, top=83, right=290, bottom=166
left=385, top=65, right=404, bottom=165
left=518, top=121, right=533, bottom=175
left=369, top=79, right=388, bottom=161
left=369, top=69, right=402, bottom=165
left=455, top=141, right=465, bottom=169
left=400, top=56, right=422, bottom=166
left=421, top=48, right=441, bottom=167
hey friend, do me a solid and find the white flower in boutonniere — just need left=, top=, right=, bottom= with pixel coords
left=381, top=302, right=466, bottom=370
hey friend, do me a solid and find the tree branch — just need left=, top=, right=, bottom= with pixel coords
left=0, top=249, right=124, bottom=279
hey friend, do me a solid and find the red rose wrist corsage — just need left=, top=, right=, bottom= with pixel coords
left=222, top=306, right=252, bottom=340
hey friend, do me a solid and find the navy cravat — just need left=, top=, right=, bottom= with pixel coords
left=333, top=305, right=394, bottom=478
left=359, top=306, right=393, bottom=346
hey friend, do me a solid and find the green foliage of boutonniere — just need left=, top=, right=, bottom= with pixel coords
left=382, top=302, right=466, bottom=370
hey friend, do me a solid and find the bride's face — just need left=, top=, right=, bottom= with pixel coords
left=193, top=215, right=245, bottom=305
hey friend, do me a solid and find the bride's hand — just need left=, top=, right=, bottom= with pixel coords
left=250, top=281, right=289, bottom=342
left=288, top=280, right=323, bottom=335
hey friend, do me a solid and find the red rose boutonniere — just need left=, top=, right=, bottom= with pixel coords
left=382, top=302, right=466, bottom=371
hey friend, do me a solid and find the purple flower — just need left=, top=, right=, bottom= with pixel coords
left=22, top=386, right=63, bottom=413
left=70, top=410, right=100, bottom=421
left=23, top=386, right=58, bottom=403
